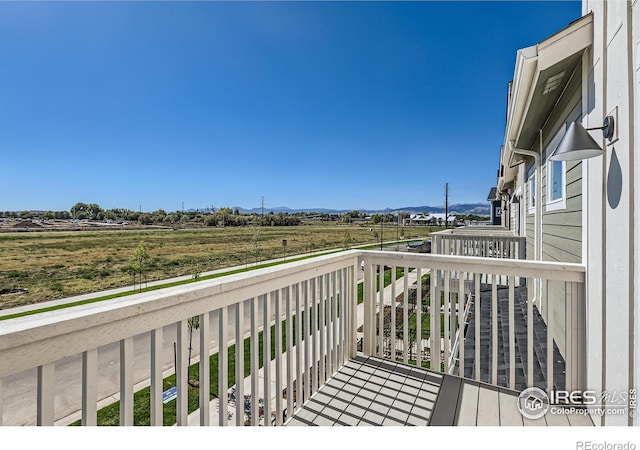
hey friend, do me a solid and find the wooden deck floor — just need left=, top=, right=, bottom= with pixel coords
left=286, top=355, right=594, bottom=426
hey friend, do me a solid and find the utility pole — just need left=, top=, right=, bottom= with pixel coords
left=182, top=202, right=184, bottom=214
left=380, top=216, right=383, bottom=250
left=445, top=183, right=449, bottom=229
left=261, top=196, right=264, bottom=216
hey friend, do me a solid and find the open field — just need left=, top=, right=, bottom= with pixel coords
left=0, top=224, right=438, bottom=309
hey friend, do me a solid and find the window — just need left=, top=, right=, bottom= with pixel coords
left=546, top=126, right=567, bottom=211
left=528, top=172, right=536, bottom=215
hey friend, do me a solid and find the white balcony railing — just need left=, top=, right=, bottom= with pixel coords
left=0, top=251, right=359, bottom=426
left=431, top=228, right=526, bottom=259
left=0, top=249, right=585, bottom=426
left=361, top=251, right=586, bottom=394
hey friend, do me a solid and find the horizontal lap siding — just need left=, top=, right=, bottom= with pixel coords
left=542, top=162, right=582, bottom=265
left=541, top=161, right=581, bottom=360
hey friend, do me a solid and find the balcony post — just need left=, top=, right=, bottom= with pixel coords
left=199, top=313, right=210, bottom=426
left=81, top=349, right=97, bottom=426
left=363, top=255, right=375, bottom=356
left=565, top=281, right=587, bottom=392
left=349, top=261, right=358, bottom=359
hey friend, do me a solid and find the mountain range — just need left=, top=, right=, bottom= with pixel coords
left=194, top=203, right=490, bottom=216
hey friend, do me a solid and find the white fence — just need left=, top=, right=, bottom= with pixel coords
left=0, top=249, right=585, bottom=426
left=360, top=251, right=585, bottom=394
left=0, top=251, right=359, bottom=426
left=431, top=229, right=526, bottom=259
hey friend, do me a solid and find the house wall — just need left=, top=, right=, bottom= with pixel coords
left=518, top=65, right=583, bottom=357
left=583, top=0, right=636, bottom=426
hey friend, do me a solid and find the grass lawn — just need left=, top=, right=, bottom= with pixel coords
left=0, top=225, right=440, bottom=309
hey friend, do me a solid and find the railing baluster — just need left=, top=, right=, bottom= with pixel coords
left=403, top=267, right=409, bottom=364
left=546, top=279, right=554, bottom=395
left=338, top=269, right=345, bottom=366
left=527, top=278, right=534, bottom=389
left=218, top=306, right=228, bottom=426
left=275, top=289, right=283, bottom=426
left=430, top=269, right=439, bottom=371
left=120, top=337, right=134, bottom=426
left=294, top=284, right=303, bottom=411
left=391, top=265, right=397, bottom=361
left=332, top=270, right=338, bottom=374
left=150, top=328, right=163, bottom=426
left=378, top=265, right=385, bottom=358
left=235, top=301, right=245, bottom=427
left=263, top=292, right=272, bottom=426
left=444, top=270, right=450, bottom=372
left=475, top=273, right=481, bottom=381
left=326, top=272, right=333, bottom=375
left=458, top=271, right=465, bottom=379
left=416, top=268, right=422, bottom=368
left=311, top=278, right=318, bottom=394
left=250, top=297, right=259, bottom=426
left=0, top=376, right=3, bottom=426
left=285, top=286, right=294, bottom=422
left=363, top=260, right=373, bottom=356
left=508, top=276, right=515, bottom=390
left=565, top=281, right=573, bottom=392
left=491, top=276, right=498, bottom=386
left=176, top=321, right=188, bottom=426
left=350, top=265, right=358, bottom=359
left=319, top=275, right=326, bottom=387
left=199, top=314, right=211, bottom=426
left=82, top=349, right=97, bottom=426
left=304, top=280, right=311, bottom=402
left=37, top=362, right=55, bottom=426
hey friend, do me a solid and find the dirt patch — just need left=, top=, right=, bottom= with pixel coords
left=0, top=287, right=28, bottom=296
left=13, top=221, right=42, bottom=229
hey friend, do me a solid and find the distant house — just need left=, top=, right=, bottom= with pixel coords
left=427, top=213, right=458, bottom=226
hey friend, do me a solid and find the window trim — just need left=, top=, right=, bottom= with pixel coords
left=546, top=159, right=567, bottom=212
left=545, top=125, right=568, bottom=212
left=527, top=172, right=536, bottom=215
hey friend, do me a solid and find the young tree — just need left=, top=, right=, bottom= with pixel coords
left=127, top=241, right=150, bottom=292
left=187, top=315, right=200, bottom=385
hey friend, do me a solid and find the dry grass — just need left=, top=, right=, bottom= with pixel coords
left=0, top=224, right=435, bottom=309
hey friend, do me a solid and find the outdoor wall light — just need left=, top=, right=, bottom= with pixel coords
left=550, top=116, right=615, bottom=161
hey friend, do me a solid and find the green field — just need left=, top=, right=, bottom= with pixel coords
left=0, top=224, right=438, bottom=309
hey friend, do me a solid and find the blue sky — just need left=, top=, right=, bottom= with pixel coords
left=0, top=1, right=582, bottom=213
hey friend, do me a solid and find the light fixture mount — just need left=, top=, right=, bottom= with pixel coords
left=586, top=115, right=615, bottom=141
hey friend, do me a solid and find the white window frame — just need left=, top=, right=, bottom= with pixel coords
left=527, top=172, right=536, bottom=215
left=545, top=125, right=567, bottom=212
left=546, top=159, right=566, bottom=211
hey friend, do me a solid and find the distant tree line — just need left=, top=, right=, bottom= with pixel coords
left=1, top=204, right=489, bottom=227
left=0, top=202, right=303, bottom=227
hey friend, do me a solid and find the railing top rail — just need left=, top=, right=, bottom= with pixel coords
left=431, top=227, right=517, bottom=237
left=361, top=250, right=585, bottom=283
left=433, top=234, right=525, bottom=240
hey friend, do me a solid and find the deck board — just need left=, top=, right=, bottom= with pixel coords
left=498, top=391, right=524, bottom=425
left=455, top=382, right=479, bottom=425
left=476, top=385, right=501, bottom=426
left=286, top=356, right=594, bottom=427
